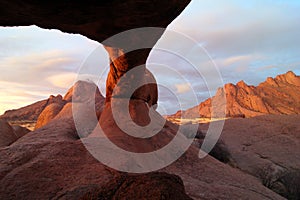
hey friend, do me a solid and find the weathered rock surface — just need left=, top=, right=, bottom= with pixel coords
left=172, top=71, right=300, bottom=118
left=0, top=119, right=30, bottom=148
left=35, top=96, right=66, bottom=129
left=0, top=106, right=284, bottom=199
left=11, top=125, right=30, bottom=139
left=0, top=131, right=191, bottom=199
left=198, top=114, right=300, bottom=199
left=0, top=120, right=18, bottom=147
left=34, top=81, right=105, bottom=130
left=112, top=172, right=193, bottom=200
left=64, top=80, right=106, bottom=119
left=64, top=81, right=104, bottom=103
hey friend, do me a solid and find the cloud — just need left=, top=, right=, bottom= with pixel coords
left=222, top=55, right=253, bottom=66
left=0, top=26, right=103, bottom=114
left=46, top=72, right=78, bottom=88
left=0, top=80, right=52, bottom=114
left=0, top=50, right=80, bottom=85
left=175, top=83, right=191, bottom=94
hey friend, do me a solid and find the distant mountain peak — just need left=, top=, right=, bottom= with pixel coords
left=237, top=80, right=247, bottom=86
left=169, top=71, right=300, bottom=119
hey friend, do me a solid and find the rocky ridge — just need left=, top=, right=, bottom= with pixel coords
left=171, top=71, right=300, bottom=119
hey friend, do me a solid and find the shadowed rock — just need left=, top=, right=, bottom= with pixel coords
left=0, top=1, right=190, bottom=43
left=198, top=114, right=300, bottom=199
left=11, top=125, right=30, bottom=139
left=0, top=120, right=18, bottom=147
left=0, top=120, right=29, bottom=148
left=112, top=172, right=192, bottom=200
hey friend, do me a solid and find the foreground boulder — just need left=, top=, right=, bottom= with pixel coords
left=0, top=109, right=284, bottom=199
left=198, top=114, right=300, bottom=199
left=11, top=125, right=30, bottom=138
left=0, top=111, right=192, bottom=199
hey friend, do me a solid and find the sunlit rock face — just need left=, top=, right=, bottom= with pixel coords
left=171, top=71, right=300, bottom=119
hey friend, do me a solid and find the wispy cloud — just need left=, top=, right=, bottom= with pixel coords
left=46, top=72, right=78, bottom=88
left=0, top=26, right=100, bottom=114
left=175, top=83, right=191, bottom=94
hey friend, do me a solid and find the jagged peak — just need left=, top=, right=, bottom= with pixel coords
left=286, top=70, right=296, bottom=77
left=276, top=70, right=296, bottom=78
left=274, top=70, right=298, bottom=84
left=264, top=77, right=278, bottom=86
left=224, top=83, right=236, bottom=88
left=236, top=80, right=249, bottom=88
left=49, top=94, right=62, bottom=99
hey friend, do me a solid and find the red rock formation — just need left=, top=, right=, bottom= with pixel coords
left=0, top=99, right=49, bottom=121
left=0, top=119, right=29, bottom=148
left=173, top=71, right=300, bottom=118
left=112, top=172, right=192, bottom=200
left=0, top=125, right=192, bottom=199
left=35, top=102, right=65, bottom=130
left=0, top=113, right=283, bottom=199
left=11, top=125, right=30, bottom=138
left=64, top=81, right=104, bottom=103
left=0, top=120, right=18, bottom=147
left=0, top=95, right=64, bottom=122
left=35, top=81, right=105, bottom=130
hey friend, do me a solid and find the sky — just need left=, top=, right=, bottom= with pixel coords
left=0, top=0, right=300, bottom=115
